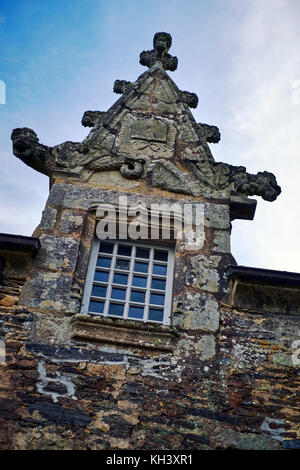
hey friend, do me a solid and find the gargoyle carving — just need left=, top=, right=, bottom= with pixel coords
left=11, top=128, right=88, bottom=175
left=140, top=32, right=178, bottom=71
left=81, top=111, right=105, bottom=127
left=11, top=128, right=53, bottom=176
left=208, top=162, right=281, bottom=201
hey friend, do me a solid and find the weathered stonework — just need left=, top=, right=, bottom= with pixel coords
left=0, top=32, right=299, bottom=451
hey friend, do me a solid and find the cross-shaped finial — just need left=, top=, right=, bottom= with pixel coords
left=140, top=32, right=178, bottom=71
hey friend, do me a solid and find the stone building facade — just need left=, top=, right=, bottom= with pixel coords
left=0, top=33, right=299, bottom=450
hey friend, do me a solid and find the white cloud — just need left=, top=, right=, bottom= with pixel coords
left=218, top=0, right=300, bottom=271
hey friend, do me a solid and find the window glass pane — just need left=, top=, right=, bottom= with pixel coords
left=89, top=300, right=104, bottom=314
left=99, top=242, right=114, bottom=254
left=115, top=258, right=130, bottom=270
left=153, top=264, right=167, bottom=276
left=91, top=285, right=107, bottom=298
left=97, top=256, right=111, bottom=268
left=128, top=306, right=144, bottom=320
left=134, top=261, right=149, bottom=273
left=151, top=278, right=166, bottom=290
left=108, top=303, right=124, bottom=316
left=130, top=290, right=146, bottom=303
left=150, top=293, right=165, bottom=306
left=136, top=247, right=150, bottom=259
left=154, top=250, right=168, bottom=262
left=132, top=276, right=147, bottom=288
left=111, top=288, right=126, bottom=300
left=94, top=271, right=109, bottom=283
left=113, top=273, right=128, bottom=285
left=148, top=308, right=164, bottom=322
left=118, top=245, right=132, bottom=256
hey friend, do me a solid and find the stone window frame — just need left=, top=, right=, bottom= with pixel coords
left=80, top=238, right=175, bottom=326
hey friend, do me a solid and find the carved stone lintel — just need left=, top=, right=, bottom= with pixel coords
left=139, top=32, right=178, bottom=71
left=113, top=80, right=132, bottom=95
left=81, top=111, right=105, bottom=128
left=181, top=91, right=198, bottom=109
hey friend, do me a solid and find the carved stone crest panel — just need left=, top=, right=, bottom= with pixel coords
left=118, top=115, right=176, bottom=159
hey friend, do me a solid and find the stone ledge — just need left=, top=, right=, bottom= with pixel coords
left=70, top=314, right=180, bottom=352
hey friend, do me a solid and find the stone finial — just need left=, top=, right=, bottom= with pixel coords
left=139, top=32, right=178, bottom=71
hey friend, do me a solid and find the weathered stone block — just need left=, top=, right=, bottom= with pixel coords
left=173, top=293, right=220, bottom=332
left=34, top=234, right=80, bottom=272
left=20, top=271, right=77, bottom=311
left=39, top=207, right=57, bottom=231
left=60, top=211, right=84, bottom=235
left=186, top=255, right=221, bottom=292
left=213, top=230, right=230, bottom=253
left=204, top=203, right=230, bottom=229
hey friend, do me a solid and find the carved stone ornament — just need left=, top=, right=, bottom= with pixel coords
left=11, top=32, right=281, bottom=203
left=118, top=116, right=176, bottom=159
left=81, top=111, right=105, bottom=128
left=139, top=32, right=178, bottom=71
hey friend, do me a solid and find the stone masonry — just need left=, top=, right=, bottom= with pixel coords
left=0, top=33, right=299, bottom=450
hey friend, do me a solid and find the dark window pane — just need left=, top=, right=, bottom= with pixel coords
left=94, top=271, right=109, bottom=283
left=148, top=308, right=164, bottom=322
left=130, top=290, right=146, bottom=303
left=128, top=306, right=144, bottom=320
left=153, top=264, right=167, bottom=276
left=108, top=303, right=124, bottom=316
left=150, top=293, right=165, bottom=306
left=115, top=258, right=130, bottom=270
left=91, top=285, right=107, bottom=298
left=132, top=276, right=147, bottom=288
left=136, top=247, right=150, bottom=259
left=151, top=278, right=166, bottom=290
left=111, top=288, right=126, bottom=300
left=154, top=250, right=168, bottom=262
left=134, top=262, right=148, bottom=273
left=113, top=273, right=128, bottom=285
left=118, top=245, right=132, bottom=256
left=99, top=242, right=114, bottom=254
left=89, top=300, right=104, bottom=314
left=97, top=256, right=111, bottom=268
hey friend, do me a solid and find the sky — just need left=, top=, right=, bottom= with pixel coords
left=0, top=0, right=300, bottom=272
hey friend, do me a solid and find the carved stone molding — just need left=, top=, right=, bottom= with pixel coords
left=71, top=314, right=179, bottom=352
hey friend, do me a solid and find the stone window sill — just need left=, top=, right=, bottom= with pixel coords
left=70, top=313, right=180, bottom=352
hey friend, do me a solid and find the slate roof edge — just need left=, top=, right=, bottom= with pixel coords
left=0, top=233, right=41, bottom=255
left=227, top=264, right=300, bottom=287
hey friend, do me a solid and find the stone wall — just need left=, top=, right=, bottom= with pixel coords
left=0, top=178, right=299, bottom=450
